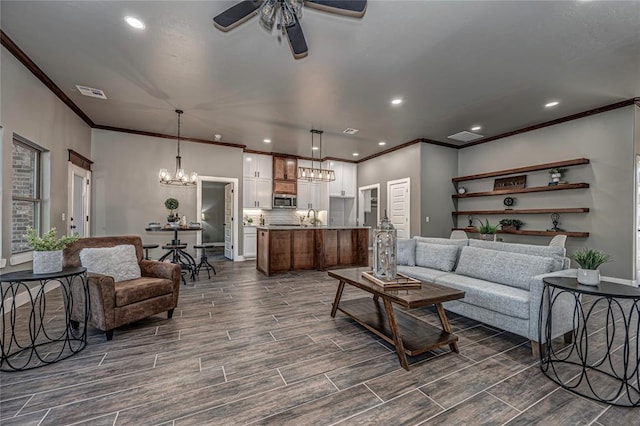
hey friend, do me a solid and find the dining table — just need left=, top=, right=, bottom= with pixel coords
left=145, top=225, right=202, bottom=283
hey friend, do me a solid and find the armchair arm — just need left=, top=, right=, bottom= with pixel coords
left=75, top=272, right=116, bottom=332
left=529, top=269, right=578, bottom=343
left=140, top=260, right=181, bottom=306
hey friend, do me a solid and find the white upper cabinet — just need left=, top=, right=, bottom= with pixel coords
left=297, top=160, right=328, bottom=210
left=327, top=161, right=357, bottom=198
left=243, top=154, right=272, bottom=179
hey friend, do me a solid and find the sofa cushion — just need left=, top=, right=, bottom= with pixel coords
left=414, top=236, right=469, bottom=247
left=398, top=265, right=452, bottom=283
left=415, top=242, right=460, bottom=272
left=455, top=246, right=556, bottom=290
left=435, top=274, right=530, bottom=320
left=80, top=244, right=142, bottom=283
left=397, top=239, right=417, bottom=266
left=469, top=239, right=566, bottom=271
left=115, top=277, right=174, bottom=307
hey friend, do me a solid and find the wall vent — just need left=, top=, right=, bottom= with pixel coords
left=447, top=131, right=484, bottom=142
left=343, top=128, right=359, bottom=135
left=75, top=85, right=107, bottom=99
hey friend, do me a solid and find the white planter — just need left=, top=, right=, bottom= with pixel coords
left=33, top=250, right=63, bottom=274
left=577, top=268, right=600, bottom=286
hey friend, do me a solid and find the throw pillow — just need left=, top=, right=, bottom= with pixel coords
left=80, top=245, right=142, bottom=283
left=415, top=242, right=460, bottom=272
left=396, top=239, right=417, bottom=266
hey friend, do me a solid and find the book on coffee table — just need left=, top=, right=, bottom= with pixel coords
left=361, top=271, right=422, bottom=290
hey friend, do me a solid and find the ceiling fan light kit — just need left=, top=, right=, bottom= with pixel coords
left=298, top=129, right=336, bottom=182
left=213, top=0, right=367, bottom=59
left=158, top=109, right=198, bottom=187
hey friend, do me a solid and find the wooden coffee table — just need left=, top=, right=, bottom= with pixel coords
left=329, top=267, right=465, bottom=370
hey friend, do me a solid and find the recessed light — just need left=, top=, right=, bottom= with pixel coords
left=124, top=16, right=145, bottom=30
left=471, top=126, right=482, bottom=131
left=391, top=98, right=403, bottom=105
left=352, top=153, right=359, bottom=157
left=545, top=101, right=560, bottom=108
left=378, top=141, right=386, bottom=146
left=263, top=139, right=271, bottom=143
left=312, top=147, right=319, bottom=151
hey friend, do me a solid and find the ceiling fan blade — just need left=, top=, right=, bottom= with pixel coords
left=305, top=0, right=367, bottom=17
left=285, top=17, right=308, bottom=59
left=213, top=0, right=264, bottom=32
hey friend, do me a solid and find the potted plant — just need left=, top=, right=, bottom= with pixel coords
left=570, top=248, right=612, bottom=286
left=164, top=198, right=179, bottom=222
left=499, top=218, right=524, bottom=232
left=475, top=218, right=499, bottom=241
left=26, top=227, right=79, bottom=274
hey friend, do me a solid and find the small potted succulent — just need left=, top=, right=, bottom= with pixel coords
left=26, top=227, right=79, bottom=274
left=570, top=248, right=612, bottom=286
left=475, top=218, right=499, bottom=241
left=164, top=198, right=179, bottom=222
left=499, top=218, right=524, bottom=232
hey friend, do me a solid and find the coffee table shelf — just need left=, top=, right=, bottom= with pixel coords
left=338, top=298, right=457, bottom=356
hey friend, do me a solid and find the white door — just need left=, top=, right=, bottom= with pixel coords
left=67, top=163, right=91, bottom=237
left=243, top=177, right=256, bottom=208
left=256, top=178, right=272, bottom=209
left=342, top=163, right=357, bottom=198
left=224, top=183, right=234, bottom=260
left=387, top=178, right=410, bottom=239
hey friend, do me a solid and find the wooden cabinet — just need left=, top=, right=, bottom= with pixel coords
left=452, top=158, right=590, bottom=238
left=244, top=154, right=273, bottom=208
left=243, top=226, right=257, bottom=259
left=315, top=228, right=369, bottom=271
left=257, top=229, right=291, bottom=275
left=273, top=156, right=297, bottom=195
left=327, top=161, right=357, bottom=198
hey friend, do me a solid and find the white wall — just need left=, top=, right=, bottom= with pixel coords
left=1, top=46, right=92, bottom=272
left=458, top=106, right=636, bottom=279
left=91, top=129, right=244, bottom=256
left=420, top=143, right=459, bottom=237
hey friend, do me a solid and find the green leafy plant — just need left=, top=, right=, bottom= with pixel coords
left=570, top=248, right=612, bottom=270
left=164, top=198, right=179, bottom=212
left=26, top=227, right=78, bottom=251
left=475, top=218, right=498, bottom=234
left=499, top=218, right=524, bottom=230
left=549, top=168, right=567, bottom=174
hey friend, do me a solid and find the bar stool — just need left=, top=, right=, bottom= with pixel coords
left=193, top=243, right=217, bottom=279
left=159, top=243, right=197, bottom=285
left=142, top=244, right=159, bottom=260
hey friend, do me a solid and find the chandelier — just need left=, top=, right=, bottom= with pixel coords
left=258, top=0, right=303, bottom=33
left=298, top=129, right=336, bottom=182
left=158, top=109, right=198, bottom=187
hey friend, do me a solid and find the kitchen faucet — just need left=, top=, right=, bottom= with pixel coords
left=306, top=208, right=318, bottom=226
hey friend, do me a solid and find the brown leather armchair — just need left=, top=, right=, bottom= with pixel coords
left=63, top=235, right=181, bottom=340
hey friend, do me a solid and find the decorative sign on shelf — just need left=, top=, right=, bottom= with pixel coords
left=493, top=175, right=526, bottom=191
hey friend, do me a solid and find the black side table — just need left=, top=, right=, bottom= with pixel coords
left=0, top=266, right=89, bottom=371
left=540, top=276, right=640, bottom=407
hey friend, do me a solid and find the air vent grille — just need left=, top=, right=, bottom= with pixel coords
left=447, top=131, right=484, bottom=142
left=343, top=128, right=359, bottom=135
left=76, top=85, right=107, bottom=99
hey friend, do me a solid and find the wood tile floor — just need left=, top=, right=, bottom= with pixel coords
left=1, top=260, right=637, bottom=425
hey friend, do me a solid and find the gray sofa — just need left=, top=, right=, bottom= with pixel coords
left=396, top=237, right=576, bottom=356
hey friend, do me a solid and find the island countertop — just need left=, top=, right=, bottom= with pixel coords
left=256, top=225, right=371, bottom=230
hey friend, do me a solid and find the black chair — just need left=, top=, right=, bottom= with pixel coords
left=142, top=243, right=159, bottom=260
left=193, top=243, right=217, bottom=279
left=159, top=243, right=197, bottom=285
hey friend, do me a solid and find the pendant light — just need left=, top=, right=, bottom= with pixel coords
left=158, top=109, right=198, bottom=187
left=297, top=129, right=336, bottom=182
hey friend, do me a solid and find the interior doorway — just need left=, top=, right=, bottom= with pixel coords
left=67, top=163, right=91, bottom=237
left=197, top=176, right=239, bottom=261
left=387, top=177, right=410, bottom=239
left=358, top=183, right=380, bottom=247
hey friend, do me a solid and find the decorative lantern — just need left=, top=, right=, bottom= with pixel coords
left=373, top=210, right=397, bottom=280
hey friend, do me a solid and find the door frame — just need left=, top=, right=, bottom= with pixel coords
left=196, top=176, right=240, bottom=261
left=358, top=183, right=380, bottom=228
left=67, top=162, right=91, bottom=237
left=387, top=177, right=411, bottom=239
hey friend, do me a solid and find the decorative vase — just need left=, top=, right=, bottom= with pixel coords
left=33, top=250, right=63, bottom=274
left=481, top=233, right=497, bottom=241
left=167, top=213, right=178, bottom=223
left=577, top=268, right=600, bottom=286
left=373, top=211, right=397, bottom=280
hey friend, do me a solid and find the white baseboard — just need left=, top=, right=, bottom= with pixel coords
left=2, top=281, right=60, bottom=312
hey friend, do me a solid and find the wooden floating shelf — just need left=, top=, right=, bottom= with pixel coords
left=453, top=158, right=590, bottom=183
left=453, top=228, right=590, bottom=238
left=453, top=208, right=590, bottom=215
left=452, top=183, right=590, bottom=199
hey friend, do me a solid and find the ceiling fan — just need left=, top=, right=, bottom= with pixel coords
left=213, top=0, right=367, bottom=59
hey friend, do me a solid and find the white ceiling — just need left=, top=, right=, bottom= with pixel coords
left=1, top=1, right=639, bottom=160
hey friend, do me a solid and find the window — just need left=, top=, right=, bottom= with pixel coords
left=12, top=137, right=42, bottom=253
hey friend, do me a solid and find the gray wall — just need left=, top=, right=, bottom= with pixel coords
left=91, top=129, right=244, bottom=256
left=202, top=181, right=225, bottom=244
left=1, top=46, right=92, bottom=273
left=458, top=106, right=637, bottom=279
left=420, top=143, right=459, bottom=237
left=358, top=143, right=423, bottom=237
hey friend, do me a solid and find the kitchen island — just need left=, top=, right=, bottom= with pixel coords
left=256, top=226, right=370, bottom=276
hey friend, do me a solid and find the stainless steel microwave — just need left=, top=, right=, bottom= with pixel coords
left=273, top=195, right=297, bottom=209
